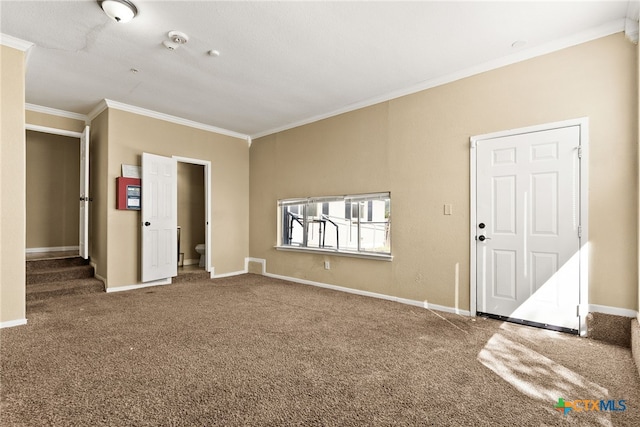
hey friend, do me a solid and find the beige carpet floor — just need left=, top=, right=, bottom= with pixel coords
left=1, top=274, right=639, bottom=426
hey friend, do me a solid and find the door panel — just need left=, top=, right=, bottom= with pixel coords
left=493, top=175, right=516, bottom=234
left=142, top=153, right=177, bottom=282
left=476, top=126, right=581, bottom=331
left=531, top=172, right=558, bottom=235
left=493, top=250, right=517, bottom=300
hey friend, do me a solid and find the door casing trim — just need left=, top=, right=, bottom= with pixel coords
left=469, top=117, right=589, bottom=336
left=173, top=156, right=213, bottom=277
left=24, top=123, right=87, bottom=258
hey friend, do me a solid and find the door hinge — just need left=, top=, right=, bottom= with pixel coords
left=577, top=147, right=583, bottom=158
left=577, top=305, right=580, bottom=317
left=578, top=226, right=582, bottom=238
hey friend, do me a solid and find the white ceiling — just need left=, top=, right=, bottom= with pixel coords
left=0, top=1, right=632, bottom=138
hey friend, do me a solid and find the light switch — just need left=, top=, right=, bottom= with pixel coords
left=444, top=204, right=453, bottom=215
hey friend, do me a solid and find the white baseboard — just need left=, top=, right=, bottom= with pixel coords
left=183, top=259, right=199, bottom=266
left=246, top=257, right=470, bottom=316
left=213, top=269, right=248, bottom=279
left=206, top=259, right=253, bottom=279
left=210, top=261, right=249, bottom=279
left=589, top=304, right=638, bottom=318
left=26, top=246, right=79, bottom=253
left=396, top=297, right=471, bottom=316
left=89, top=262, right=107, bottom=288
left=246, top=257, right=266, bottom=272
left=1, top=318, right=27, bottom=329
left=106, top=278, right=171, bottom=293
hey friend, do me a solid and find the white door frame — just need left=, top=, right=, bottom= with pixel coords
left=24, top=123, right=88, bottom=257
left=79, top=125, right=89, bottom=259
left=173, top=156, right=212, bottom=276
left=470, top=117, right=590, bottom=336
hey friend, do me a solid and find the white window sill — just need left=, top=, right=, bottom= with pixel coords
left=275, top=245, right=393, bottom=261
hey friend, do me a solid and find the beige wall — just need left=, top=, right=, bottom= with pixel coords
left=250, top=33, right=638, bottom=312
left=89, top=110, right=109, bottom=280
left=177, top=162, right=205, bottom=264
left=0, top=45, right=26, bottom=324
left=26, top=131, right=79, bottom=249
left=104, top=109, right=249, bottom=288
left=25, top=110, right=85, bottom=134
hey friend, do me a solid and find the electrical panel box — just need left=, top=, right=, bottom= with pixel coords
left=116, top=177, right=141, bottom=210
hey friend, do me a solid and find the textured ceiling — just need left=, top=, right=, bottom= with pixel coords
left=0, top=1, right=632, bottom=138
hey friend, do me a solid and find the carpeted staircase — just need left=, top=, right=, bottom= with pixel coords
left=26, top=257, right=104, bottom=301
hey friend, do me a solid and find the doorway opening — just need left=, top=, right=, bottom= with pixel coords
left=174, top=156, right=212, bottom=278
left=24, top=124, right=89, bottom=261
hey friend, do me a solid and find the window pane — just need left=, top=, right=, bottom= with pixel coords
left=358, top=198, right=390, bottom=253
left=279, top=193, right=391, bottom=256
left=282, top=203, right=305, bottom=246
left=319, top=200, right=356, bottom=251
left=305, top=202, right=323, bottom=248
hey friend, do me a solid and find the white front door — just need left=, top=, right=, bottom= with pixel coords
left=142, top=153, right=177, bottom=282
left=79, top=125, right=89, bottom=259
left=476, top=125, right=582, bottom=332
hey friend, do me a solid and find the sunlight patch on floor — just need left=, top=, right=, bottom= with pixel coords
left=478, top=328, right=612, bottom=425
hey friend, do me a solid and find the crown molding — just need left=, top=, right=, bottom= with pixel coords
left=26, top=103, right=88, bottom=123
left=0, top=33, right=33, bottom=51
left=625, top=0, right=639, bottom=42
left=91, top=99, right=250, bottom=144
left=250, top=19, right=625, bottom=140
left=628, top=0, right=640, bottom=21
left=87, top=99, right=109, bottom=122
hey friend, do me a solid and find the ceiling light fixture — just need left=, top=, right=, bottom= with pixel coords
left=98, top=0, right=138, bottom=23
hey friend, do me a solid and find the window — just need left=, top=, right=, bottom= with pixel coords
left=279, top=193, right=391, bottom=258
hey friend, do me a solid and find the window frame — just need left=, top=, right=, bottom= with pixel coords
left=277, top=192, right=392, bottom=261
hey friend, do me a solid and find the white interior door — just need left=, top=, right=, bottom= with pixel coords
left=142, top=153, right=177, bottom=282
left=476, top=126, right=581, bottom=332
left=79, top=125, right=89, bottom=259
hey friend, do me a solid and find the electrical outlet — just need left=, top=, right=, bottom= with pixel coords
left=324, top=261, right=330, bottom=270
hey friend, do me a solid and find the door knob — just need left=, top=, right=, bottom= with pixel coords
left=144, top=221, right=151, bottom=226
left=478, top=235, right=491, bottom=241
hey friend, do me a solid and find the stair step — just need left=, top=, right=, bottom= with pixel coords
left=26, top=256, right=88, bottom=271
left=27, top=278, right=104, bottom=302
left=27, top=264, right=94, bottom=285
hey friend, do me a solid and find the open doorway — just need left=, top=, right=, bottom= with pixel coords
left=177, top=162, right=205, bottom=272
left=25, top=129, right=80, bottom=260
left=174, top=156, right=211, bottom=277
